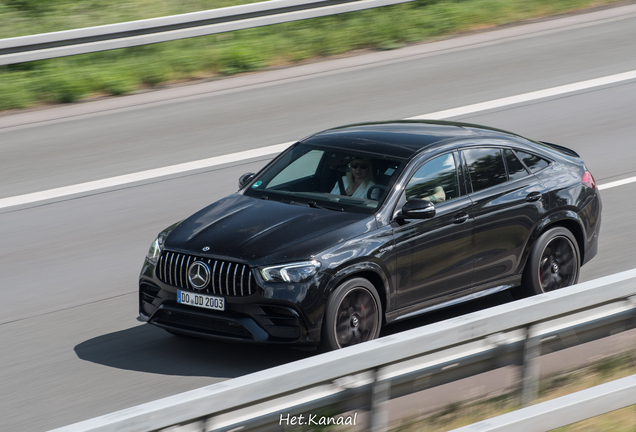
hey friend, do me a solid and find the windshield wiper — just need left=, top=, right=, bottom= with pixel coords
left=280, top=199, right=304, bottom=207
left=279, top=198, right=344, bottom=212
left=308, top=201, right=344, bottom=212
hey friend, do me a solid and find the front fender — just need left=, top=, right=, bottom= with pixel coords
left=323, top=261, right=392, bottom=313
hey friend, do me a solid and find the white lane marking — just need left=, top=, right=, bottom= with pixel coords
left=408, top=70, right=636, bottom=120
left=0, top=142, right=291, bottom=210
left=1, top=69, right=636, bottom=210
left=598, top=177, right=636, bottom=191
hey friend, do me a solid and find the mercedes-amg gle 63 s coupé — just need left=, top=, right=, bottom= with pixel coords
left=139, top=120, right=601, bottom=350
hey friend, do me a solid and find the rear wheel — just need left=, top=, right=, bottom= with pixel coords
left=320, top=278, right=382, bottom=351
left=513, top=227, right=580, bottom=299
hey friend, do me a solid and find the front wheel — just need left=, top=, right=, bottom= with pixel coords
left=513, top=227, right=580, bottom=299
left=320, top=278, right=382, bottom=351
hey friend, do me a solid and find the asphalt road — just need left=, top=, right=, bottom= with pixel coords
left=1, top=4, right=636, bottom=431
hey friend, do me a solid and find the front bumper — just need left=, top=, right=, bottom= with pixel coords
left=140, top=280, right=313, bottom=343
left=139, top=251, right=329, bottom=345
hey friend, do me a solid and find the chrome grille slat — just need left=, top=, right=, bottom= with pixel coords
left=226, top=263, right=232, bottom=296
left=165, top=252, right=171, bottom=285
left=156, top=252, right=254, bottom=297
left=178, top=254, right=185, bottom=288
left=240, top=266, right=245, bottom=296
left=218, top=262, right=225, bottom=294
left=212, top=261, right=218, bottom=295
left=162, top=254, right=168, bottom=280
left=185, top=256, right=192, bottom=289
left=169, top=252, right=175, bottom=286
left=173, top=254, right=179, bottom=287
left=207, top=260, right=212, bottom=294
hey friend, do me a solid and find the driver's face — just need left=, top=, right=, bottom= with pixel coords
left=350, top=159, right=368, bottom=180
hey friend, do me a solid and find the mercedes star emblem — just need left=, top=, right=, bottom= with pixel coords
left=188, top=261, right=210, bottom=290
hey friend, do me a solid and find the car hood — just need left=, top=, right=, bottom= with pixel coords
left=164, top=194, right=377, bottom=265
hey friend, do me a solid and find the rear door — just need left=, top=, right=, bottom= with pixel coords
left=461, top=146, right=549, bottom=286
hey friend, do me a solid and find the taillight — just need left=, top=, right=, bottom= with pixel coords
left=582, top=170, right=596, bottom=189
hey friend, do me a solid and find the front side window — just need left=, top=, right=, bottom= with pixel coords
left=405, top=153, right=459, bottom=204
left=463, top=148, right=507, bottom=193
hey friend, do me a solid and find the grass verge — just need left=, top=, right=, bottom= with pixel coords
left=0, top=0, right=630, bottom=111
left=391, top=348, right=636, bottom=431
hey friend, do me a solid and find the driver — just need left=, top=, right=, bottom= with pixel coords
left=422, top=186, right=446, bottom=204
left=331, top=158, right=376, bottom=199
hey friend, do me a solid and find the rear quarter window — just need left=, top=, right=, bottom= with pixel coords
left=504, top=149, right=530, bottom=181
left=516, top=151, right=550, bottom=173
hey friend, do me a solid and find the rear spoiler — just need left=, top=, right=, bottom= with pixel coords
left=539, top=141, right=580, bottom=158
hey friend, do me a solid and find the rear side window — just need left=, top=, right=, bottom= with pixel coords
left=516, top=151, right=550, bottom=172
left=462, top=148, right=507, bottom=193
left=504, top=149, right=529, bottom=181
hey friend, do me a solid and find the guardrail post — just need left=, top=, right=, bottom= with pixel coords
left=521, top=325, right=541, bottom=407
left=370, top=368, right=390, bottom=432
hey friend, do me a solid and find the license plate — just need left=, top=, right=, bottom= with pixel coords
left=177, top=290, right=225, bottom=311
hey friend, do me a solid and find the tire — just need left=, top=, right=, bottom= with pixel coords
left=320, top=278, right=382, bottom=351
left=513, top=227, right=580, bottom=299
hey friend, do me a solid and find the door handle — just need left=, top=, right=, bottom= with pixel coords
left=526, top=192, right=542, bottom=202
left=453, top=212, right=469, bottom=224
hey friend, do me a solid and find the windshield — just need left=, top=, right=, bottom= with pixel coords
left=243, top=144, right=405, bottom=214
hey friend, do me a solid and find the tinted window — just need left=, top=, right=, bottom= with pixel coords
left=504, top=149, right=529, bottom=181
left=405, top=153, right=459, bottom=203
left=463, top=148, right=507, bottom=193
left=516, top=151, right=550, bottom=172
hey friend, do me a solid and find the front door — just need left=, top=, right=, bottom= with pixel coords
left=392, top=153, right=474, bottom=309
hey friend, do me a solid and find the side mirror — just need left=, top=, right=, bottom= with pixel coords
left=401, top=200, right=436, bottom=219
left=238, top=172, right=255, bottom=189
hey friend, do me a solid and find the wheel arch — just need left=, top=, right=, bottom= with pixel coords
left=531, top=211, right=586, bottom=267
left=324, top=262, right=390, bottom=323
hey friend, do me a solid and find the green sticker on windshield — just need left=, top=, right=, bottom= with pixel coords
left=252, top=181, right=262, bottom=188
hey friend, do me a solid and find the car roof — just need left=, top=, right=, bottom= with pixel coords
left=300, top=120, right=522, bottom=159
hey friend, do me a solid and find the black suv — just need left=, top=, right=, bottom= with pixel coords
left=139, top=120, right=601, bottom=350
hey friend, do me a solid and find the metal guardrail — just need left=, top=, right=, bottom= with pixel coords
left=450, top=374, right=636, bottom=432
left=48, top=268, right=636, bottom=432
left=0, top=0, right=418, bottom=66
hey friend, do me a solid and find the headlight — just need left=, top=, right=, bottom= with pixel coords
left=146, top=233, right=166, bottom=264
left=145, top=221, right=182, bottom=264
left=260, top=260, right=321, bottom=283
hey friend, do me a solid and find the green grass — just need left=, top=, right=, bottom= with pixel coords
left=0, top=0, right=628, bottom=111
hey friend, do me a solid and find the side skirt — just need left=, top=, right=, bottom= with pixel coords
left=386, top=275, right=521, bottom=323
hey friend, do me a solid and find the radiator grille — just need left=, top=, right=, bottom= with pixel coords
left=156, top=251, right=256, bottom=296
